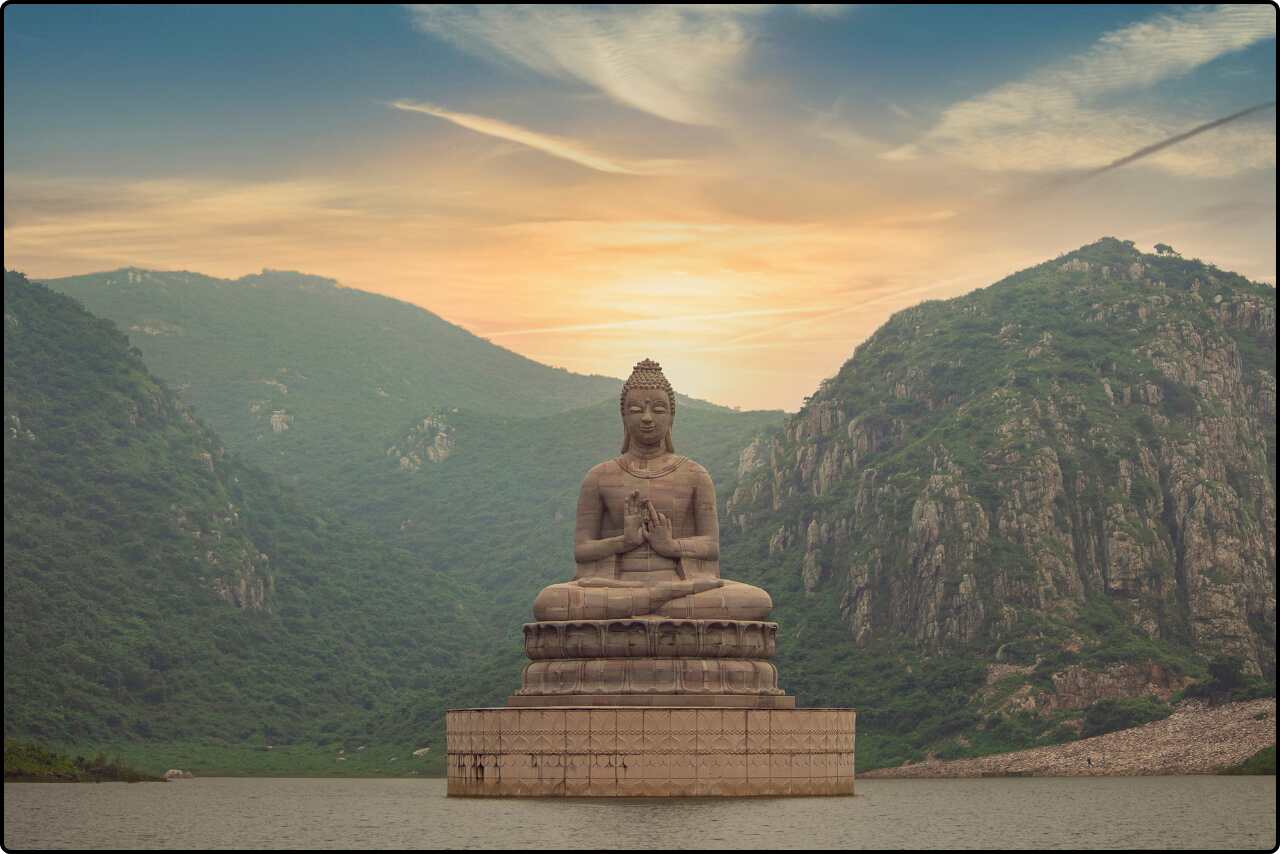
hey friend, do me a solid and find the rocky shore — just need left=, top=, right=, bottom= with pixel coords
left=861, top=699, right=1276, bottom=778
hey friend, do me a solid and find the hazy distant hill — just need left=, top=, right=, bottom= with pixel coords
left=36, top=267, right=785, bottom=730
left=43, top=268, right=624, bottom=494
left=723, top=238, right=1275, bottom=769
left=40, top=272, right=773, bottom=573
left=3, top=271, right=493, bottom=759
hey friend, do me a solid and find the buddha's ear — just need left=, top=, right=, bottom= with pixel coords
left=621, top=431, right=631, bottom=454
left=664, top=431, right=675, bottom=453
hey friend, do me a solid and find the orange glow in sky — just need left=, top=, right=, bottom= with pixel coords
left=4, top=5, right=1275, bottom=410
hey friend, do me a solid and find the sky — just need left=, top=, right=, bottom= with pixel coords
left=4, top=4, right=1276, bottom=411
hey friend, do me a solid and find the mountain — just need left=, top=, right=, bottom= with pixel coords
left=3, top=271, right=494, bottom=764
left=723, top=238, right=1275, bottom=768
left=41, top=268, right=623, bottom=497
left=18, top=240, right=1273, bottom=775
left=39, top=268, right=783, bottom=630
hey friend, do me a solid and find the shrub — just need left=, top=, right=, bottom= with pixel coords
left=1221, top=746, right=1275, bottom=776
left=1184, top=655, right=1275, bottom=705
left=1080, top=697, right=1172, bottom=738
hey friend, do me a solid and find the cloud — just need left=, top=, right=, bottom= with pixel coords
left=713, top=271, right=991, bottom=348
left=486, top=305, right=831, bottom=338
left=868, top=209, right=958, bottom=227
left=404, top=4, right=762, bottom=126
left=390, top=100, right=686, bottom=175
left=797, top=4, right=853, bottom=19
left=1053, top=101, right=1276, bottom=188
left=889, top=5, right=1276, bottom=175
left=887, top=102, right=913, bottom=120
left=3, top=177, right=392, bottom=268
left=805, top=97, right=883, bottom=153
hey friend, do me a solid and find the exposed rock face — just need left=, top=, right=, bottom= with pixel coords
left=1041, top=662, right=1193, bottom=713
left=387, top=412, right=455, bottom=471
left=211, top=550, right=272, bottom=610
left=168, top=496, right=274, bottom=612
left=728, top=240, right=1276, bottom=681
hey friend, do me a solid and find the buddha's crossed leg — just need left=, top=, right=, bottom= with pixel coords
left=532, top=578, right=771, bottom=622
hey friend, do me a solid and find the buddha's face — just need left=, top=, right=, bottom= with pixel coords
left=623, top=387, right=672, bottom=450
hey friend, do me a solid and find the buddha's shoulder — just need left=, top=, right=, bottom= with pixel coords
left=583, top=459, right=624, bottom=479
left=682, top=458, right=711, bottom=478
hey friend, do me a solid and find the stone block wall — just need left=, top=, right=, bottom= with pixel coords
left=446, top=707, right=855, bottom=797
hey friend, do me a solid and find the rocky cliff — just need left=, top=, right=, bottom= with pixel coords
left=728, top=239, right=1276, bottom=687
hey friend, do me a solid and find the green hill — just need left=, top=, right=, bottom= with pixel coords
left=723, top=238, right=1276, bottom=770
left=42, top=268, right=623, bottom=495
left=41, top=269, right=781, bottom=612
left=9, top=267, right=783, bottom=771
left=3, top=271, right=497, bottom=771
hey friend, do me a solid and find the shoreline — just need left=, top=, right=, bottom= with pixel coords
left=860, top=698, right=1275, bottom=779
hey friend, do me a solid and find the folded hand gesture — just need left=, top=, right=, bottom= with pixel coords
left=622, top=490, right=645, bottom=549
left=642, top=499, right=680, bottom=559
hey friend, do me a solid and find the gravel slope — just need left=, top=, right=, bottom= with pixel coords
left=861, top=699, right=1276, bottom=778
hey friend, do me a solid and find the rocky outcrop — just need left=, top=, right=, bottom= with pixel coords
left=170, top=501, right=274, bottom=611
left=1040, top=662, right=1193, bottom=713
left=211, top=550, right=272, bottom=610
left=728, top=240, right=1276, bottom=686
left=387, top=412, right=455, bottom=471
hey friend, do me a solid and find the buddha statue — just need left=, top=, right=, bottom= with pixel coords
left=532, top=359, right=773, bottom=622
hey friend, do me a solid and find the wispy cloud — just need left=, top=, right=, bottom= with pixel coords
left=3, top=176, right=397, bottom=269
left=806, top=97, right=883, bottom=153
left=888, top=5, right=1276, bottom=176
left=390, top=99, right=686, bottom=174
left=405, top=4, right=763, bottom=126
left=797, top=4, right=854, bottom=20
left=486, top=305, right=831, bottom=338
left=712, top=272, right=991, bottom=349
left=1022, top=101, right=1277, bottom=198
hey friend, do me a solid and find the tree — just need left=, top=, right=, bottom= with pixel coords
left=1153, top=243, right=1180, bottom=257
left=1207, top=655, right=1245, bottom=696
left=1186, top=654, right=1252, bottom=705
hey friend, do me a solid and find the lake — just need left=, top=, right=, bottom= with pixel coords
left=4, top=776, right=1275, bottom=849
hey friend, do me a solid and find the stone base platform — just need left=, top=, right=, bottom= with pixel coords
left=507, top=693, right=795, bottom=708
left=446, top=706, right=855, bottom=797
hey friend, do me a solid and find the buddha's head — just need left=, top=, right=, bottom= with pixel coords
left=620, top=358, right=676, bottom=453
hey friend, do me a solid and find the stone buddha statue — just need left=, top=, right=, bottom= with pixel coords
left=457, top=357, right=844, bottom=794
left=532, top=359, right=772, bottom=623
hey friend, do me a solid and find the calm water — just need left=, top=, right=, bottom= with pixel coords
left=4, top=776, right=1275, bottom=850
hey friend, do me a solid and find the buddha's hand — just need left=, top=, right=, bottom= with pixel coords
left=642, top=500, right=680, bottom=558
left=622, top=490, right=645, bottom=550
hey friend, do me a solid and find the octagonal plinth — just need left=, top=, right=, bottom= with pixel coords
left=517, top=657, right=784, bottom=697
left=446, top=706, right=855, bottom=797
left=523, top=618, right=778, bottom=660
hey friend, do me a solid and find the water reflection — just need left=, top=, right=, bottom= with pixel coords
left=4, top=776, right=1275, bottom=849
